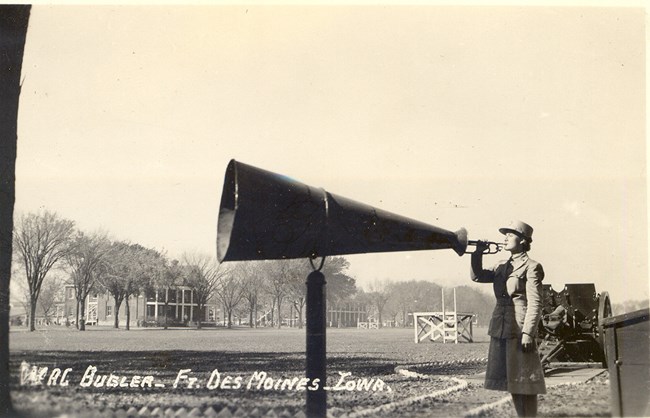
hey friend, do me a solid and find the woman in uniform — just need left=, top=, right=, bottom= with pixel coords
left=471, top=220, right=546, bottom=417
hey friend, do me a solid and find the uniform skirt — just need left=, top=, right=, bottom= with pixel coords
left=484, top=336, right=546, bottom=395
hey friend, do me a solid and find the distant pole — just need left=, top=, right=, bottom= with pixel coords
left=441, top=288, right=445, bottom=317
left=306, top=269, right=326, bottom=418
left=453, top=287, right=457, bottom=313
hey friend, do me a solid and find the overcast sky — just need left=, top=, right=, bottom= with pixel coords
left=14, top=4, right=648, bottom=307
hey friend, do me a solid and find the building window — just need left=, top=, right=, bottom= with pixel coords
left=106, top=306, right=112, bottom=316
left=183, top=289, right=192, bottom=304
left=67, top=288, right=74, bottom=300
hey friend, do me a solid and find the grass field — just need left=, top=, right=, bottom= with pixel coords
left=10, top=325, right=491, bottom=354
left=8, top=325, right=610, bottom=417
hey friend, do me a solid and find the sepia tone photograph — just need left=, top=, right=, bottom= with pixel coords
left=1, top=2, right=648, bottom=417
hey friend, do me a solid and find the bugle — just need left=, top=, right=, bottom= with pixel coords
left=466, top=240, right=503, bottom=255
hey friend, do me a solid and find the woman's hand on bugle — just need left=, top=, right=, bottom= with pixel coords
left=474, top=240, right=490, bottom=254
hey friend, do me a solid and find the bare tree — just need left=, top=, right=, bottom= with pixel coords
left=366, top=278, right=393, bottom=328
left=13, top=210, right=75, bottom=331
left=286, top=259, right=310, bottom=328
left=38, top=275, right=64, bottom=325
left=14, top=276, right=31, bottom=326
left=0, top=6, right=31, bottom=413
left=240, top=262, right=263, bottom=328
left=215, top=262, right=246, bottom=328
left=66, top=232, right=109, bottom=331
left=122, top=244, right=158, bottom=330
left=255, top=290, right=275, bottom=327
left=389, top=280, right=442, bottom=327
left=98, top=241, right=127, bottom=328
left=267, top=297, right=276, bottom=327
left=382, top=290, right=401, bottom=327
left=265, top=260, right=292, bottom=329
left=12, top=267, right=62, bottom=327
left=323, top=256, right=357, bottom=327
left=183, top=252, right=226, bottom=329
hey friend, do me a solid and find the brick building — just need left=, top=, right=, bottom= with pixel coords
left=57, top=284, right=221, bottom=327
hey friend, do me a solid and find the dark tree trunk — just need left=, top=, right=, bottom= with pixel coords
left=77, top=297, right=86, bottom=331
left=270, top=300, right=275, bottom=327
left=29, top=298, right=36, bottom=331
left=125, top=298, right=130, bottom=330
left=78, top=297, right=86, bottom=331
left=0, top=5, right=31, bottom=416
left=113, top=296, right=123, bottom=329
left=75, top=299, right=80, bottom=329
left=163, top=299, right=169, bottom=329
left=296, top=303, right=304, bottom=329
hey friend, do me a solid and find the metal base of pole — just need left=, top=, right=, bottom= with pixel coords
left=306, top=270, right=326, bottom=418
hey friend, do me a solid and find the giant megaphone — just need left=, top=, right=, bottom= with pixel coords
left=217, top=160, right=469, bottom=262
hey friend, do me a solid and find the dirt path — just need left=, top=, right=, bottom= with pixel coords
left=343, top=365, right=610, bottom=418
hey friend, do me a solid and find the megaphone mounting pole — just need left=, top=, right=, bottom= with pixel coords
left=306, top=256, right=327, bottom=418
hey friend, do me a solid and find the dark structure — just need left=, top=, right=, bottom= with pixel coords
left=537, top=283, right=612, bottom=368
left=0, top=5, right=31, bottom=416
left=602, top=307, right=650, bottom=417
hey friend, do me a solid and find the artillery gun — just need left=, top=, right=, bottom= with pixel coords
left=537, top=283, right=612, bottom=369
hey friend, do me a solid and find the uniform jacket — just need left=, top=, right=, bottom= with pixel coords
left=471, top=252, right=544, bottom=339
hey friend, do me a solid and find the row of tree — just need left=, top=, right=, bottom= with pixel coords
left=13, top=209, right=497, bottom=334
left=359, top=279, right=494, bottom=327
left=12, top=210, right=359, bottom=332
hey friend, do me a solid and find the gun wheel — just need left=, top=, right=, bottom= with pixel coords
left=597, top=291, right=612, bottom=367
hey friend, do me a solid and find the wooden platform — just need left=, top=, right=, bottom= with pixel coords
left=413, top=311, right=475, bottom=343
left=413, top=288, right=476, bottom=344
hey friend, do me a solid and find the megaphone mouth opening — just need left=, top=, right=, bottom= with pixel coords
left=453, top=227, right=468, bottom=256
left=216, top=160, right=238, bottom=262
left=217, top=209, right=235, bottom=263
